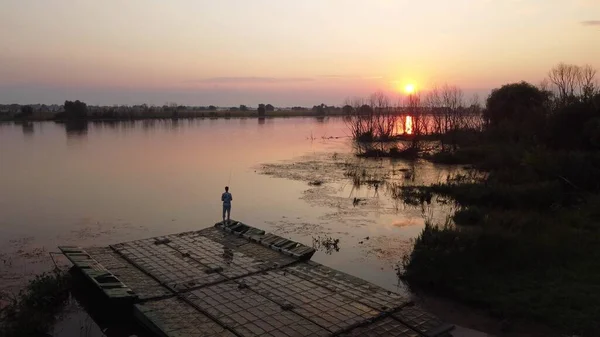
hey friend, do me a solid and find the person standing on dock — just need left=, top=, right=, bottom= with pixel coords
left=221, top=186, right=232, bottom=223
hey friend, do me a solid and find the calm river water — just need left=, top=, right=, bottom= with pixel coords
left=0, top=117, right=461, bottom=296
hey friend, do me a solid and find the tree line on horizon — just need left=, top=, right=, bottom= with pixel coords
left=3, top=101, right=348, bottom=121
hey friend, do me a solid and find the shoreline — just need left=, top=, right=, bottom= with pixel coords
left=0, top=110, right=349, bottom=122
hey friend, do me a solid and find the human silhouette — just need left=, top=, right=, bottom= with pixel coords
left=221, top=186, right=232, bottom=222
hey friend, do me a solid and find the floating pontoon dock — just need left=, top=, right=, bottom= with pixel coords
left=60, top=220, right=454, bottom=337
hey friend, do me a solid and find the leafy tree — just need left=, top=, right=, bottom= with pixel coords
left=239, top=105, right=248, bottom=111
left=62, top=100, right=88, bottom=119
left=312, top=103, right=327, bottom=115
left=547, top=98, right=600, bottom=150
left=342, top=105, right=353, bottom=115
left=484, top=82, right=551, bottom=143
left=485, top=82, right=550, bottom=127
left=359, top=104, right=373, bottom=115
left=208, top=105, right=217, bottom=111
left=17, top=105, right=33, bottom=119
left=258, top=104, right=266, bottom=117
left=8, top=104, right=20, bottom=113
left=265, top=104, right=275, bottom=112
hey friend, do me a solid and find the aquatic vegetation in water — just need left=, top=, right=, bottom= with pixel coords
left=308, top=180, right=324, bottom=186
left=311, top=235, right=341, bottom=255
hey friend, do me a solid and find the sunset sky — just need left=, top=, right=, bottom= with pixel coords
left=1, top=0, right=598, bottom=106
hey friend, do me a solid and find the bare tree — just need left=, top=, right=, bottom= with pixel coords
left=548, top=63, right=580, bottom=103
left=344, top=91, right=402, bottom=145
left=465, top=93, right=483, bottom=131
left=394, top=96, right=406, bottom=136
left=343, top=97, right=362, bottom=140
left=546, top=63, right=599, bottom=105
left=405, top=90, right=424, bottom=150
left=442, top=84, right=464, bottom=129
left=371, top=91, right=396, bottom=142
left=343, top=84, right=481, bottom=156
left=579, top=64, right=597, bottom=101
left=437, top=84, right=466, bottom=150
left=343, top=96, right=376, bottom=143
left=539, top=78, right=551, bottom=92
left=424, top=85, right=443, bottom=135
left=470, top=93, right=481, bottom=108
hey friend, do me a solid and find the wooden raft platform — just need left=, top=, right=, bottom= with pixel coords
left=60, top=220, right=454, bottom=337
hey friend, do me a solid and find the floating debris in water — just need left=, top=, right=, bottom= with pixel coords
left=312, top=235, right=341, bottom=255
left=352, top=197, right=365, bottom=207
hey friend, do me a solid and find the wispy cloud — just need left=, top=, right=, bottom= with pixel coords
left=581, top=20, right=600, bottom=26
left=319, top=75, right=350, bottom=79
left=187, top=77, right=314, bottom=84
left=319, top=75, right=384, bottom=80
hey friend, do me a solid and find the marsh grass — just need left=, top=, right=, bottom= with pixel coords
left=399, top=144, right=600, bottom=335
left=0, top=270, right=72, bottom=337
left=401, top=205, right=600, bottom=335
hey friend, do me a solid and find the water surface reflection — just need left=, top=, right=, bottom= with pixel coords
left=0, top=117, right=457, bottom=296
left=21, top=122, right=34, bottom=135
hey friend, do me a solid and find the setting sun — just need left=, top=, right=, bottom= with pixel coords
left=404, top=84, right=415, bottom=94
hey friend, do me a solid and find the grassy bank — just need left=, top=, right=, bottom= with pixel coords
left=396, top=77, right=600, bottom=336
left=403, top=217, right=600, bottom=334
left=0, top=271, right=72, bottom=337
left=400, top=148, right=600, bottom=336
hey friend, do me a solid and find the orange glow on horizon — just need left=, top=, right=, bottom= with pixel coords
left=404, top=84, right=415, bottom=94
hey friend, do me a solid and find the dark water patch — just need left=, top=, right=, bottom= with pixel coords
left=0, top=218, right=148, bottom=295
left=357, top=235, right=414, bottom=266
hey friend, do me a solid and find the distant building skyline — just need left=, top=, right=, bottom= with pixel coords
left=1, top=0, right=598, bottom=106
